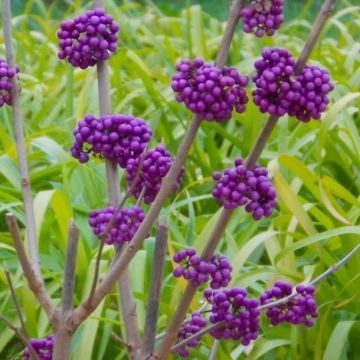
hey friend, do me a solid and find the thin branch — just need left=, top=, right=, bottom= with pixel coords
left=0, top=314, right=40, bottom=360
left=244, top=0, right=336, bottom=170
left=111, top=332, right=131, bottom=350
left=60, top=221, right=79, bottom=315
left=171, top=240, right=360, bottom=351
left=2, top=0, right=40, bottom=277
left=141, top=219, right=168, bottom=358
left=209, top=339, right=220, bottom=360
left=5, top=214, right=55, bottom=319
left=4, top=265, right=27, bottom=335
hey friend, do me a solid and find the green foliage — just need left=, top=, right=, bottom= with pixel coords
left=1, top=0, right=360, bottom=359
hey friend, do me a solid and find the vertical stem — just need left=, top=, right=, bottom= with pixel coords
left=141, top=220, right=168, bottom=358
left=53, top=222, right=79, bottom=360
left=92, top=1, right=141, bottom=357
left=209, top=339, right=220, bottom=360
left=1, top=0, right=40, bottom=277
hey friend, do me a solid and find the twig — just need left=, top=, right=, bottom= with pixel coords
left=2, top=0, right=40, bottom=277
left=0, top=314, right=40, bottom=360
left=135, top=187, right=146, bottom=207
left=5, top=214, right=55, bottom=319
left=171, top=240, right=360, bottom=352
left=4, top=265, right=27, bottom=335
left=141, top=220, right=168, bottom=358
left=111, top=332, right=131, bottom=349
left=209, top=339, right=220, bottom=360
left=244, top=0, right=336, bottom=169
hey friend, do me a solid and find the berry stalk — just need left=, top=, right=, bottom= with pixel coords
left=2, top=0, right=40, bottom=277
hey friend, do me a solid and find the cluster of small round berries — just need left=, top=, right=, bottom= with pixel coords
left=173, top=249, right=232, bottom=288
left=71, top=114, right=152, bottom=167
left=125, top=144, right=184, bottom=204
left=57, top=8, right=119, bottom=69
left=212, top=158, right=277, bottom=220
left=176, top=312, right=207, bottom=358
left=287, top=65, right=334, bottom=122
left=88, top=206, right=145, bottom=245
left=260, top=281, right=318, bottom=327
left=240, top=0, right=284, bottom=37
left=0, top=59, right=17, bottom=107
left=172, top=58, right=249, bottom=122
left=204, top=288, right=260, bottom=345
left=252, top=48, right=334, bottom=121
left=24, top=335, right=54, bottom=360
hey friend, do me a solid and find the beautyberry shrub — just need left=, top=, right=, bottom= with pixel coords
left=0, top=58, right=18, bottom=107
left=23, top=335, right=54, bottom=360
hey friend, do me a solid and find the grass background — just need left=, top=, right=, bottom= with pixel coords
left=1, top=0, right=360, bottom=359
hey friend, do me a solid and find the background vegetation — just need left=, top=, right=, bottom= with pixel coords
left=1, top=0, right=360, bottom=359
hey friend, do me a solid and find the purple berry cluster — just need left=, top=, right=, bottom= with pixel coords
left=240, top=0, right=284, bottom=37
left=173, top=249, right=232, bottom=288
left=212, top=158, right=277, bottom=220
left=253, top=48, right=296, bottom=116
left=252, top=48, right=334, bottom=121
left=57, top=8, right=119, bottom=69
left=286, top=65, right=334, bottom=122
left=71, top=114, right=152, bottom=167
left=204, top=288, right=260, bottom=345
left=125, top=144, right=184, bottom=204
left=0, top=59, right=17, bottom=107
left=172, top=58, right=249, bottom=122
left=176, top=312, right=207, bottom=358
left=24, top=335, right=54, bottom=360
left=260, top=281, right=318, bottom=327
left=88, top=206, right=145, bottom=245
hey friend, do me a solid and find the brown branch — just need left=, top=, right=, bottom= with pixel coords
left=4, top=265, right=27, bottom=335
left=2, top=0, right=40, bottom=277
left=5, top=214, right=55, bottom=320
left=140, top=219, right=168, bottom=359
left=0, top=314, right=40, bottom=360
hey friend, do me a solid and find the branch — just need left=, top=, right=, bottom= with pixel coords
left=5, top=214, right=55, bottom=320
left=171, top=240, right=360, bottom=352
left=0, top=314, right=40, bottom=360
left=140, top=219, right=168, bottom=358
left=2, top=0, right=40, bottom=277
left=244, top=0, right=336, bottom=169
left=209, top=339, right=220, bottom=360
left=4, top=265, right=27, bottom=335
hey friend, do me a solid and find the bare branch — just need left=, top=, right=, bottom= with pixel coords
left=209, top=339, right=220, bottom=360
left=2, top=0, right=40, bottom=277
left=141, top=219, right=168, bottom=358
left=5, top=214, right=55, bottom=319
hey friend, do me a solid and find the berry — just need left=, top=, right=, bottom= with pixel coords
left=204, top=288, right=260, bottom=345
left=260, top=281, right=318, bottom=327
left=0, top=58, right=18, bottom=107
left=176, top=312, right=207, bottom=358
left=172, top=58, right=249, bottom=122
left=71, top=114, right=152, bottom=168
left=89, top=206, right=145, bottom=245
left=252, top=48, right=296, bottom=117
left=240, top=0, right=284, bottom=37
left=287, top=65, right=334, bottom=122
left=125, top=144, right=184, bottom=204
left=209, top=255, right=233, bottom=289
left=212, top=158, right=277, bottom=220
left=57, top=8, right=120, bottom=69
left=24, top=335, right=54, bottom=360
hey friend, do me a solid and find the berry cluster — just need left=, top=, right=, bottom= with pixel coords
left=176, top=312, right=207, bottom=358
left=71, top=114, right=152, bottom=167
left=287, top=65, right=334, bottom=122
left=172, top=58, right=249, bottom=122
left=252, top=47, right=296, bottom=117
left=240, top=0, right=284, bottom=37
left=57, top=8, right=119, bottom=69
left=24, top=335, right=54, bottom=360
left=204, top=288, right=260, bottom=345
left=212, top=158, right=277, bottom=220
left=173, top=249, right=232, bottom=288
left=125, top=144, right=184, bottom=204
left=88, top=206, right=145, bottom=245
left=0, top=58, right=17, bottom=107
left=260, top=281, right=318, bottom=327
left=252, top=48, right=334, bottom=121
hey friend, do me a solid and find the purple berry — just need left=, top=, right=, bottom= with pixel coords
left=0, top=58, right=18, bottom=107
left=24, top=335, right=54, bottom=360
